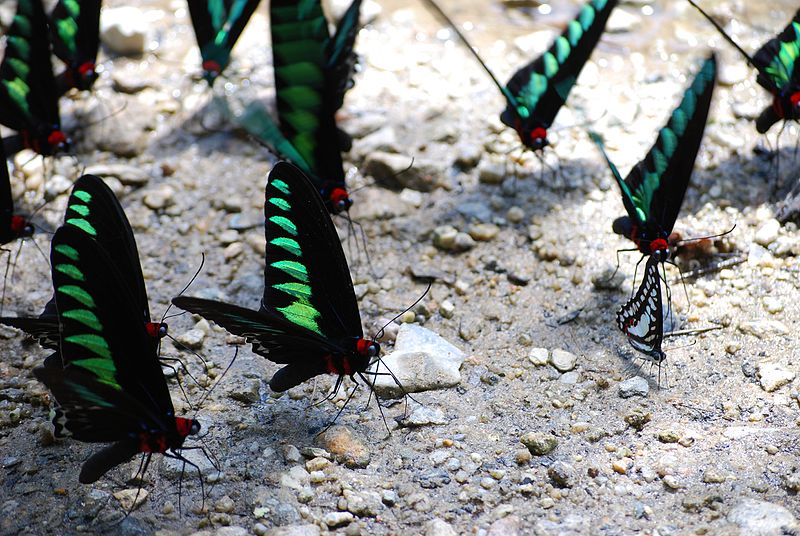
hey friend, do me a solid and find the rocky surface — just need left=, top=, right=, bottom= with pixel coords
left=0, top=0, right=799, bottom=535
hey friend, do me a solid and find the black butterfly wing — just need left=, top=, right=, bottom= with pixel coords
left=262, top=162, right=361, bottom=338
left=63, top=175, right=150, bottom=322
left=189, top=0, right=262, bottom=83
left=50, top=226, right=172, bottom=414
left=324, top=0, right=362, bottom=113
left=501, top=0, right=616, bottom=134
left=0, top=0, right=60, bottom=132
left=622, top=53, right=716, bottom=238
left=0, top=136, right=13, bottom=243
left=615, top=255, right=665, bottom=361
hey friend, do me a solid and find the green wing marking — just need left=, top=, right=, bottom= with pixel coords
left=588, top=130, right=644, bottom=224
left=264, top=168, right=324, bottom=335
left=52, top=239, right=120, bottom=389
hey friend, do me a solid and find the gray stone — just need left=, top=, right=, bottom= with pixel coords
left=44, top=174, right=73, bottom=200
left=101, top=7, right=148, bottom=55
left=548, top=461, right=576, bottom=488
left=453, top=232, right=476, bottom=251
left=739, top=320, right=790, bottom=338
left=488, top=515, right=521, bottom=536
left=227, top=379, right=260, bottom=404
left=322, top=511, right=353, bottom=528
left=264, top=525, right=320, bottom=536
left=176, top=329, right=205, bottom=350
left=619, top=376, right=649, bottom=398
left=215, top=528, right=247, bottom=536
left=371, top=324, right=466, bottom=396
left=343, top=489, right=383, bottom=517
left=520, top=432, right=558, bottom=456
left=398, top=403, right=448, bottom=427
left=160, top=446, right=218, bottom=479
left=316, top=425, right=370, bottom=468
left=433, top=225, right=458, bottom=250
left=425, top=518, right=458, bottom=536
left=84, top=164, right=150, bottom=186
left=727, top=499, right=799, bottom=535
left=362, top=151, right=414, bottom=189
left=81, top=96, right=153, bottom=157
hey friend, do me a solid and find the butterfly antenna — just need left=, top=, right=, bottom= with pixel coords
left=664, top=325, right=722, bottom=338
left=164, top=333, right=210, bottom=373
left=672, top=224, right=736, bottom=247
left=418, top=0, right=514, bottom=106
left=371, top=280, right=432, bottom=341
left=80, top=98, right=129, bottom=129
left=161, top=253, right=206, bottom=326
left=685, top=0, right=756, bottom=66
left=192, top=346, right=239, bottom=418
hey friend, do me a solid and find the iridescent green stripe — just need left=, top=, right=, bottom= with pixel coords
left=54, top=244, right=79, bottom=261
left=55, top=263, right=85, bottom=282
left=72, top=359, right=118, bottom=388
left=66, top=218, right=97, bottom=236
left=73, top=190, right=92, bottom=203
left=68, top=203, right=90, bottom=217
left=273, top=282, right=312, bottom=300
left=268, top=197, right=291, bottom=212
left=270, top=237, right=302, bottom=256
left=65, top=334, right=112, bottom=360
left=276, top=301, right=321, bottom=335
left=269, top=216, right=298, bottom=236
left=58, top=285, right=95, bottom=308
left=271, top=179, right=291, bottom=195
left=62, top=309, right=103, bottom=332
left=271, top=260, right=309, bottom=283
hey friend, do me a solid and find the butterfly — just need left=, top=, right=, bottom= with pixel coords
left=172, top=161, right=380, bottom=393
left=688, top=1, right=800, bottom=134
left=33, top=224, right=200, bottom=485
left=0, top=0, right=69, bottom=156
left=421, top=0, right=617, bottom=152
left=590, top=53, right=717, bottom=262
left=49, top=0, right=102, bottom=94
left=235, top=0, right=363, bottom=214
left=1, top=174, right=167, bottom=353
left=188, top=0, right=262, bottom=85
left=616, top=254, right=666, bottom=364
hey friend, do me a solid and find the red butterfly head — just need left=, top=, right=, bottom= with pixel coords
left=10, top=214, right=33, bottom=238
left=526, top=127, right=549, bottom=151
left=202, top=60, right=222, bottom=83
left=327, top=187, right=353, bottom=214
left=145, top=322, right=168, bottom=339
left=356, top=337, right=380, bottom=359
left=174, top=416, right=201, bottom=439
left=649, top=237, right=670, bottom=262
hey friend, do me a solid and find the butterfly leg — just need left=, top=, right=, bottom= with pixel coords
left=630, top=254, right=646, bottom=298
left=356, top=371, right=391, bottom=435
left=121, top=453, right=152, bottom=519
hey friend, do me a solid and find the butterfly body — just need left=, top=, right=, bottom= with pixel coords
left=615, top=255, right=666, bottom=363
left=49, top=0, right=102, bottom=93
left=188, top=0, right=262, bottom=85
left=592, top=54, right=717, bottom=261
left=500, top=0, right=617, bottom=151
left=173, top=162, right=379, bottom=393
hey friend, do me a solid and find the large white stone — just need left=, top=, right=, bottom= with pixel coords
left=371, top=324, right=465, bottom=397
left=728, top=499, right=799, bottom=535
left=101, top=7, right=148, bottom=56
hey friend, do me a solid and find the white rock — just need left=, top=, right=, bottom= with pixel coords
left=550, top=349, right=577, bottom=372
left=371, top=324, right=465, bottom=396
left=739, top=320, right=790, bottom=339
left=100, top=7, right=148, bottom=55
left=528, top=348, right=549, bottom=366
left=44, top=174, right=73, bottom=200
left=757, top=362, right=795, bottom=392
left=754, top=219, right=781, bottom=247
left=322, top=511, right=353, bottom=528
left=728, top=499, right=799, bottom=535
left=425, top=518, right=458, bottom=536
left=264, top=525, right=320, bottom=536
left=176, top=329, right=205, bottom=350
left=113, top=488, right=148, bottom=511
left=619, top=376, right=649, bottom=398
left=399, top=403, right=448, bottom=427
left=606, top=9, right=641, bottom=33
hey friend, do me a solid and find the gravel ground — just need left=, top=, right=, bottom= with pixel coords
left=2, top=1, right=800, bottom=535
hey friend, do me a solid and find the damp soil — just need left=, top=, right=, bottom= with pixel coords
left=1, top=1, right=800, bottom=535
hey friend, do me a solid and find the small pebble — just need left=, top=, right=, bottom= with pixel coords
left=754, top=218, right=780, bottom=246
left=549, top=349, right=577, bottom=372
left=468, top=223, right=499, bottom=241
left=433, top=226, right=458, bottom=250
left=323, top=512, right=354, bottom=528
left=548, top=461, right=576, bottom=488
left=528, top=348, right=549, bottom=366
left=520, top=432, right=558, bottom=455
left=619, top=376, right=649, bottom=398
